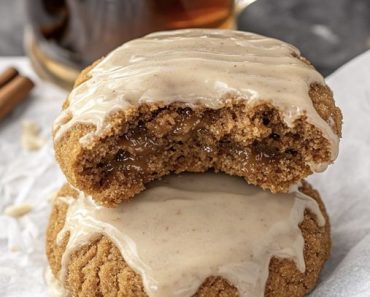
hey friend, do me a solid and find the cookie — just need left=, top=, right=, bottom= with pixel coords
left=53, top=29, right=342, bottom=206
left=46, top=173, right=330, bottom=297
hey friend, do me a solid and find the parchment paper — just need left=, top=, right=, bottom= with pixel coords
left=0, top=52, right=369, bottom=297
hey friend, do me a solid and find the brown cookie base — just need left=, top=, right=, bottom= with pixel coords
left=55, top=74, right=342, bottom=207
left=46, top=181, right=331, bottom=297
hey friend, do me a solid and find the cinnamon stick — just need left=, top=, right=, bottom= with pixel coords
left=0, top=67, right=18, bottom=88
left=0, top=74, right=34, bottom=120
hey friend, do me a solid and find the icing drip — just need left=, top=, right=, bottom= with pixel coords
left=53, top=29, right=338, bottom=166
left=45, top=266, right=70, bottom=297
left=56, top=173, right=325, bottom=297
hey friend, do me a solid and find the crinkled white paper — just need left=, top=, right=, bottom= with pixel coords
left=0, top=58, right=66, bottom=297
left=0, top=52, right=370, bottom=297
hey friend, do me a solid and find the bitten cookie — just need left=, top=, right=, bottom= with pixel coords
left=53, top=29, right=342, bottom=206
left=46, top=173, right=331, bottom=297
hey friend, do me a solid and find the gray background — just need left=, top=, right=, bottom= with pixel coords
left=0, top=0, right=369, bottom=75
left=0, top=0, right=25, bottom=56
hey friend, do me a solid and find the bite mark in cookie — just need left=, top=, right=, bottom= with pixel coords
left=53, top=29, right=342, bottom=206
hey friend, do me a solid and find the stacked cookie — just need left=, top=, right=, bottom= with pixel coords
left=46, top=29, right=342, bottom=297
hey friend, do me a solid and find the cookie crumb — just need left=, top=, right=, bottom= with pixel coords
left=10, top=245, right=19, bottom=252
left=21, top=120, right=45, bottom=151
left=4, top=203, right=33, bottom=217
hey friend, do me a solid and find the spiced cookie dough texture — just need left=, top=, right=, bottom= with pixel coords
left=53, top=29, right=342, bottom=206
left=46, top=173, right=330, bottom=297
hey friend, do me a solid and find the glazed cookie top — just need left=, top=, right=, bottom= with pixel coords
left=53, top=29, right=339, bottom=168
left=55, top=173, right=325, bottom=297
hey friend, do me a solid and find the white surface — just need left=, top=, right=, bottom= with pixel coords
left=0, top=52, right=369, bottom=296
left=309, top=50, right=370, bottom=297
left=0, top=58, right=66, bottom=297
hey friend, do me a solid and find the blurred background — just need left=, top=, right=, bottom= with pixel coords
left=0, top=0, right=369, bottom=88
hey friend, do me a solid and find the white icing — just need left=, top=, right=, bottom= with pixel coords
left=56, top=173, right=325, bottom=297
left=53, top=29, right=339, bottom=166
left=45, top=266, right=70, bottom=297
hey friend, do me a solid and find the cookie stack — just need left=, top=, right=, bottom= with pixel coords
left=46, top=29, right=342, bottom=297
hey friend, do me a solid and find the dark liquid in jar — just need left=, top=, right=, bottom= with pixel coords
left=27, top=0, right=234, bottom=69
